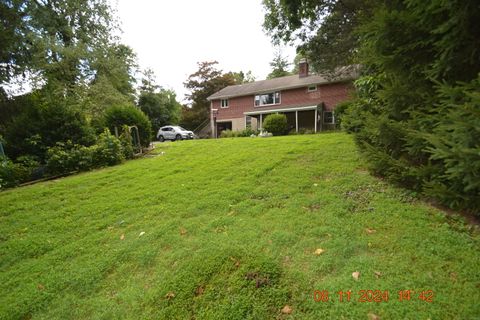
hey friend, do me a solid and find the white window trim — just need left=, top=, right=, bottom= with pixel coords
left=254, top=91, right=281, bottom=107
left=220, top=99, right=229, bottom=108
left=323, top=111, right=335, bottom=124
left=307, top=85, right=318, bottom=92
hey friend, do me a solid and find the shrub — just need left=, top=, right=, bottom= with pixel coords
left=334, top=100, right=354, bottom=128
left=46, top=130, right=125, bottom=176
left=119, top=125, right=135, bottom=159
left=423, top=76, right=480, bottom=211
left=219, top=128, right=260, bottom=138
left=238, top=127, right=259, bottom=137
left=4, top=100, right=95, bottom=161
left=46, top=141, right=94, bottom=175
left=103, top=105, right=152, bottom=148
left=94, top=129, right=125, bottom=166
left=263, top=114, right=288, bottom=136
left=220, top=130, right=237, bottom=138
left=0, top=158, right=37, bottom=189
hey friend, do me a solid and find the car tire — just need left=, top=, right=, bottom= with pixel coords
left=175, top=134, right=182, bottom=141
left=158, top=135, right=165, bottom=142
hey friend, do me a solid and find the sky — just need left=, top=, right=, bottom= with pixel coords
left=113, top=0, right=297, bottom=103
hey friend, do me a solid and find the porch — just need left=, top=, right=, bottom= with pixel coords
left=244, top=105, right=334, bottom=133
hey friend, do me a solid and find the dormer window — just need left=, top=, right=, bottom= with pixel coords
left=221, top=99, right=229, bottom=108
left=308, top=85, right=317, bottom=92
left=254, top=91, right=281, bottom=107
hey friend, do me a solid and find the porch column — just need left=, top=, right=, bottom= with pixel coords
left=314, top=108, right=318, bottom=132
left=295, top=111, right=298, bottom=132
left=260, top=114, right=263, bottom=130
left=245, top=115, right=247, bottom=129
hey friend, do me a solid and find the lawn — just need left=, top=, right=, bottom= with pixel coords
left=0, top=133, right=479, bottom=319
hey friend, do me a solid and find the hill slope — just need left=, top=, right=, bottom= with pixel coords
left=1, top=133, right=479, bottom=319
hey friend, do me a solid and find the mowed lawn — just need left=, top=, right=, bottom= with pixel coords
left=1, top=133, right=479, bottom=319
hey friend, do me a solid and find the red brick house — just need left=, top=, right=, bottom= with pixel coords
left=207, top=60, right=356, bottom=137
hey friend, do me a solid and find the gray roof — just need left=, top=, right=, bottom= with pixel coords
left=207, top=69, right=356, bottom=100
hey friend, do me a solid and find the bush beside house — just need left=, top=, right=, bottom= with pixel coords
left=263, top=114, right=288, bottom=136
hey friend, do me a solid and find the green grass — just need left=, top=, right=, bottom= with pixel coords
left=1, top=133, right=479, bottom=319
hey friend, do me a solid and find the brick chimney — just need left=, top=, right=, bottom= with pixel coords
left=299, top=58, right=309, bottom=78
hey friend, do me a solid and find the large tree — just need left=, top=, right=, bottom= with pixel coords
left=263, top=0, right=377, bottom=75
left=264, top=0, right=480, bottom=212
left=138, top=69, right=181, bottom=133
left=1, top=0, right=118, bottom=92
left=181, top=61, right=238, bottom=130
left=266, top=50, right=291, bottom=79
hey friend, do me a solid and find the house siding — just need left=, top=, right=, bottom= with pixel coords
left=212, top=81, right=352, bottom=121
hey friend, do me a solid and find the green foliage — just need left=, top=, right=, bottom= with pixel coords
left=423, top=76, right=480, bottom=210
left=219, top=128, right=259, bottom=138
left=182, top=61, right=237, bottom=130
left=46, top=130, right=125, bottom=176
left=332, top=100, right=353, bottom=128
left=266, top=50, right=291, bottom=79
left=262, top=114, right=288, bottom=136
left=46, top=142, right=95, bottom=175
left=138, top=89, right=182, bottom=133
left=219, top=130, right=236, bottom=138
left=4, top=94, right=95, bottom=161
left=182, top=62, right=254, bottom=131
left=103, top=105, right=152, bottom=148
left=0, top=156, right=39, bottom=189
left=265, top=0, right=480, bottom=212
left=93, top=129, right=125, bottom=166
left=347, top=0, right=480, bottom=213
left=119, top=126, right=135, bottom=159
left=262, top=0, right=376, bottom=75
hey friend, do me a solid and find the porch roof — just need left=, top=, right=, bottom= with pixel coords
left=243, top=105, right=319, bottom=116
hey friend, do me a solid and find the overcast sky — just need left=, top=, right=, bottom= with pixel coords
left=114, top=0, right=297, bottom=102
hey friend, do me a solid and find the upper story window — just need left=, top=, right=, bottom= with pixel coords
left=254, top=91, right=280, bottom=107
left=221, top=99, right=229, bottom=108
left=307, top=85, right=317, bottom=92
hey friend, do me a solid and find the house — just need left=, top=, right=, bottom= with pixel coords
left=207, top=60, right=356, bottom=137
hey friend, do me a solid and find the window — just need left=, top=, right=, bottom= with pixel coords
left=324, top=111, right=335, bottom=124
left=307, top=85, right=317, bottom=92
left=254, top=91, right=280, bottom=107
left=221, top=99, right=229, bottom=108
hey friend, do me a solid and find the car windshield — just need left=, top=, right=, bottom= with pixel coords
left=174, top=126, right=188, bottom=131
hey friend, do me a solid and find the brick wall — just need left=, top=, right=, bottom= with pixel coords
left=212, top=81, right=353, bottom=120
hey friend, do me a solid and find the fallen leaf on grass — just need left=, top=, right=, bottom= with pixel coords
left=313, top=183, right=318, bottom=187
left=368, top=312, right=380, bottom=320
left=120, top=234, right=125, bottom=240
left=314, top=248, right=325, bottom=255
left=450, top=272, right=457, bottom=281
left=281, top=305, right=293, bottom=314
left=229, top=257, right=240, bottom=268
left=165, top=292, right=175, bottom=300
left=352, top=271, right=360, bottom=280
left=195, top=286, right=204, bottom=296
left=365, top=228, right=376, bottom=234
left=374, top=271, right=382, bottom=278
left=179, top=228, right=187, bottom=236
left=139, top=231, right=145, bottom=237
left=37, top=284, right=45, bottom=290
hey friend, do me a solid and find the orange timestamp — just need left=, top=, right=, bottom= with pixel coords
left=313, top=290, right=434, bottom=303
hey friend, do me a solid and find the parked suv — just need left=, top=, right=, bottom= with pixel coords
left=157, top=126, right=194, bottom=142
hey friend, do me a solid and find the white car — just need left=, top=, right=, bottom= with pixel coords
left=157, top=126, right=194, bottom=142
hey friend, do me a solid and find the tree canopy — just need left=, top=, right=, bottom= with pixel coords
left=266, top=50, right=291, bottom=79
left=181, top=61, right=246, bottom=130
